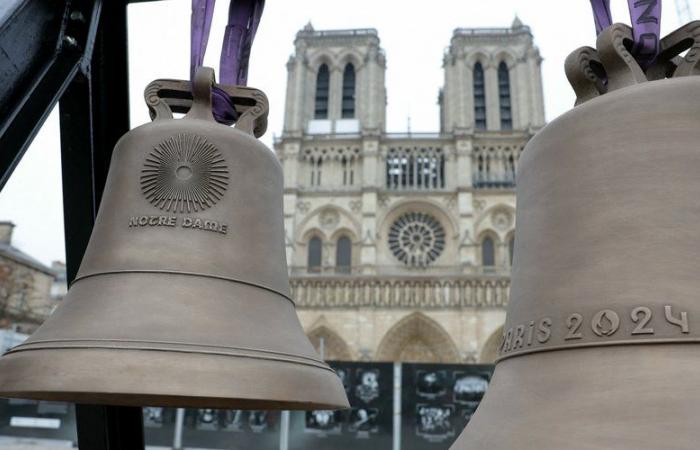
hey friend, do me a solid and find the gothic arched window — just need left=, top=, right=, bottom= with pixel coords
left=335, top=236, right=352, bottom=273
left=498, top=62, right=512, bottom=130
left=341, top=156, right=354, bottom=186
left=481, top=236, right=495, bottom=267
left=308, top=236, right=322, bottom=272
left=473, top=62, right=486, bottom=130
left=385, top=147, right=445, bottom=190
left=310, top=158, right=322, bottom=187
left=342, top=63, right=356, bottom=118
left=508, top=236, right=515, bottom=265
left=314, top=64, right=330, bottom=119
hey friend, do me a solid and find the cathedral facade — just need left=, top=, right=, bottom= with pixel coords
left=274, top=19, right=545, bottom=364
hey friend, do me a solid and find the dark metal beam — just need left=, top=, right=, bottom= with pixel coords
left=58, top=0, right=145, bottom=448
left=0, top=0, right=99, bottom=189
left=76, top=405, right=145, bottom=450
left=0, top=0, right=66, bottom=188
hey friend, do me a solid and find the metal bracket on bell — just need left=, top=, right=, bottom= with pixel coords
left=143, top=66, right=269, bottom=138
left=596, top=23, right=647, bottom=92
left=565, top=46, right=607, bottom=106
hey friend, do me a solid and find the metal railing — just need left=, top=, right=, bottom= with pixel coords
left=453, top=26, right=531, bottom=36
left=298, top=28, right=379, bottom=38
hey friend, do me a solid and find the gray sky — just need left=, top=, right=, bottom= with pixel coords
left=0, top=0, right=691, bottom=265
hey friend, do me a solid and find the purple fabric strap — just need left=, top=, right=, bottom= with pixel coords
left=627, top=0, right=661, bottom=68
left=589, top=0, right=661, bottom=69
left=190, top=0, right=216, bottom=81
left=590, top=0, right=613, bottom=34
left=190, top=0, right=265, bottom=125
left=220, top=0, right=264, bottom=86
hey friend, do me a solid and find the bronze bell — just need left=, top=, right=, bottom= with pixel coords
left=0, top=67, right=349, bottom=410
left=452, top=23, right=700, bottom=449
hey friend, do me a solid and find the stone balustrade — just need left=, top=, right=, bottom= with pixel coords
left=289, top=275, right=510, bottom=309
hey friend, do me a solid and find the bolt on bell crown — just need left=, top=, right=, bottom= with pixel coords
left=451, top=23, right=700, bottom=450
left=0, top=67, right=349, bottom=410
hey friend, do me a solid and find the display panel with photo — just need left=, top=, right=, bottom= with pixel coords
left=416, top=370, right=448, bottom=399
left=402, top=363, right=494, bottom=450
left=290, top=361, right=393, bottom=450
left=305, top=409, right=343, bottom=435
left=181, top=409, right=281, bottom=450
left=415, top=404, right=455, bottom=442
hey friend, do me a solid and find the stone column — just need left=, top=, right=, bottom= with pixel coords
left=508, top=61, right=521, bottom=130
left=287, top=49, right=308, bottom=133
left=456, top=137, right=475, bottom=268
left=329, top=66, right=343, bottom=124
left=360, top=138, right=380, bottom=272
left=485, top=62, right=500, bottom=131
left=461, top=56, right=474, bottom=131
left=280, top=141, right=300, bottom=267
left=528, top=49, right=546, bottom=127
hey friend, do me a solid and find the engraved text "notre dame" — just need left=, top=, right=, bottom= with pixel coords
left=128, top=215, right=228, bottom=235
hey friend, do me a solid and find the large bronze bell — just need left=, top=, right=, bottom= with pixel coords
left=452, top=24, right=700, bottom=449
left=0, top=67, right=349, bottom=410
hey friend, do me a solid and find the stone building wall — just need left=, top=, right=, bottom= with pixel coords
left=0, top=222, right=56, bottom=329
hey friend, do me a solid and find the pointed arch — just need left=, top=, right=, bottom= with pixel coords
left=473, top=62, right=487, bottom=130
left=474, top=203, right=516, bottom=240
left=480, top=325, right=504, bottom=363
left=314, top=64, right=330, bottom=119
left=375, top=312, right=460, bottom=363
left=341, top=63, right=356, bottom=118
left=307, top=235, right=322, bottom=272
left=379, top=199, right=459, bottom=239
left=507, top=232, right=515, bottom=266
left=335, top=235, right=352, bottom=273
left=307, top=325, right=353, bottom=361
left=480, top=234, right=496, bottom=267
left=336, top=50, right=364, bottom=71
left=498, top=61, right=512, bottom=130
left=295, top=205, right=362, bottom=245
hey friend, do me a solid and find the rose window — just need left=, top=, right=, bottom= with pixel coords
left=388, top=212, right=445, bottom=267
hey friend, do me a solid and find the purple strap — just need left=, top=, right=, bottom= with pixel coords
left=220, top=0, right=265, bottom=86
left=590, top=0, right=613, bottom=34
left=190, top=0, right=216, bottom=81
left=190, top=0, right=265, bottom=125
left=589, top=0, right=661, bottom=69
left=628, top=0, right=661, bottom=68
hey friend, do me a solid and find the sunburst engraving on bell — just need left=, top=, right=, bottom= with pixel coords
left=141, top=133, right=229, bottom=213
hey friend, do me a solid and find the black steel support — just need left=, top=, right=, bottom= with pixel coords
left=76, top=405, right=145, bottom=450
left=0, top=0, right=97, bottom=189
left=58, top=0, right=145, bottom=448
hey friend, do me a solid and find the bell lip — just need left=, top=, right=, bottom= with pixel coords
left=0, top=348, right=350, bottom=410
left=450, top=344, right=700, bottom=450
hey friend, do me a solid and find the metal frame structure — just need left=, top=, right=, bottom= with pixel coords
left=0, top=0, right=164, bottom=447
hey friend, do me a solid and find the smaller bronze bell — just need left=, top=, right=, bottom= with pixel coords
left=0, top=68, right=349, bottom=410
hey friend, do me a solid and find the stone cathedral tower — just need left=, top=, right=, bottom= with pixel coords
left=274, top=19, right=545, bottom=364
